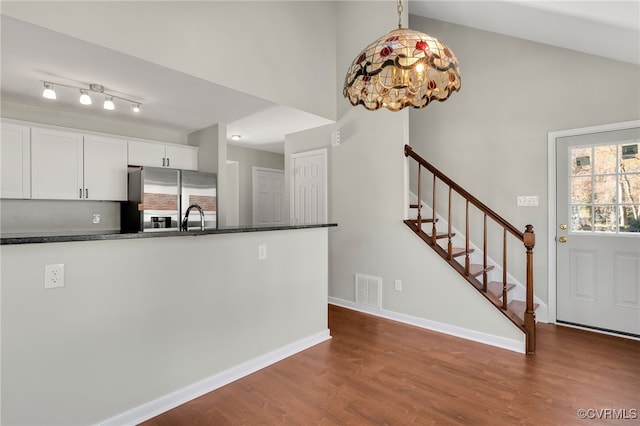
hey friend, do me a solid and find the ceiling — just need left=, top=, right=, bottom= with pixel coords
left=1, top=2, right=638, bottom=153
left=410, top=1, right=639, bottom=65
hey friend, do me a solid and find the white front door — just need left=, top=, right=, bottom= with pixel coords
left=556, top=125, right=640, bottom=337
left=252, top=167, right=284, bottom=226
left=291, top=149, right=327, bottom=225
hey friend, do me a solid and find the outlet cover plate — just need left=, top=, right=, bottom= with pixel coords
left=45, top=264, right=65, bottom=289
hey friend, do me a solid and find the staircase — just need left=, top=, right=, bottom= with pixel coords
left=404, top=145, right=537, bottom=354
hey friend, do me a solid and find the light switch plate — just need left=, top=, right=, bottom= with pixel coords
left=517, top=195, right=538, bottom=207
left=258, top=244, right=267, bottom=260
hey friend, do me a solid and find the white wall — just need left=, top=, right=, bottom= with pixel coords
left=1, top=1, right=337, bottom=121
left=227, top=145, right=284, bottom=226
left=408, top=15, right=640, bottom=304
left=1, top=100, right=187, bottom=144
left=1, top=228, right=329, bottom=425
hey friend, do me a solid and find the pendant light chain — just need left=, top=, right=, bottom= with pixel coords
left=397, top=0, right=403, bottom=29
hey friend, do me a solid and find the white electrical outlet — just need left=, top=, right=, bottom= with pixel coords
left=394, top=279, right=402, bottom=292
left=258, top=244, right=267, bottom=260
left=45, top=264, right=65, bottom=289
left=92, top=213, right=101, bottom=224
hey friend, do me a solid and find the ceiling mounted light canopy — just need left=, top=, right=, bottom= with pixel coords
left=40, top=80, right=142, bottom=113
left=343, top=0, right=461, bottom=112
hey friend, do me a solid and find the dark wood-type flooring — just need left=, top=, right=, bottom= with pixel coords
left=142, top=305, right=640, bottom=425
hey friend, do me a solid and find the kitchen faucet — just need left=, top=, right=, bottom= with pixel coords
left=182, top=203, right=205, bottom=231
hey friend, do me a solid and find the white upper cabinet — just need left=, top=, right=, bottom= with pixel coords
left=31, top=127, right=83, bottom=200
left=164, top=144, right=198, bottom=170
left=83, top=135, right=128, bottom=201
left=31, top=127, right=128, bottom=201
left=128, top=140, right=197, bottom=170
left=1, top=123, right=31, bottom=199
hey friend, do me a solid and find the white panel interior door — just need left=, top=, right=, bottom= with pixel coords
left=226, top=161, right=240, bottom=226
left=252, top=167, right=284, bottom=226
left=556, top=126, right=640, bottom=337
left=291, top=149, right=327, bottom=225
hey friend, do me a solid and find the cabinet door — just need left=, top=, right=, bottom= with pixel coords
left=84, top=135, right=128, bottom=201
left=31, top=127, right=83, bottom=199
left=165, top=144, right=198, bottom=170
left=128, top=140, right=166, bottom=167
left=1, top=123, right=31, bottom=199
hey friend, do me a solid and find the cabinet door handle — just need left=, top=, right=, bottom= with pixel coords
left=79, top=188, right=83, bottom=199
left=162, top=157, right=166, bottom=167
left=167, top=157, right=170, bottom=167
left=85, top=188, right=89, bottom=199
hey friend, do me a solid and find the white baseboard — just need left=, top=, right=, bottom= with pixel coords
left=98, top=329, right=331, bottom=426
left=329, top=297, right=525, bottom=354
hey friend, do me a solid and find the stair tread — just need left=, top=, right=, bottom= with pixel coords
left=407, top=218, right=437, bottom=223
left=508, top=300, right=539, bottom=322
left=449, top=247, right=474, bottom=258
left=467, top=263, right=495, bottom=277
left=487, top=281, right=516, bottom=299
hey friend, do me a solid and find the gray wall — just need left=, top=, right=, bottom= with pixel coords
left=227, top=145, right=284, bottom=226
left=408, top=15, right=640, bottom=304
left=284, top=1, right=524, bottom=345
left=1, top=228, right=329, bottom=425
left=1, top=1, right=338, bottom=121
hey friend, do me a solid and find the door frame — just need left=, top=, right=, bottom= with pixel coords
left=290, top=148, right=328, bottom=225
left=547, top=120, right=640, bottom=324
left=252, top=166, right=284, bottom=225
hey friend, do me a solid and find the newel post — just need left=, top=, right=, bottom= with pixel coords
left=523, top=224, right=536, bottom=354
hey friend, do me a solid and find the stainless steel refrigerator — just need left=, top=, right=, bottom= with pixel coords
left=122, top=167, right=216, bottom=232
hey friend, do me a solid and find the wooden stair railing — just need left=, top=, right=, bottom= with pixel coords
left=404, top=144, right=536, bottom=354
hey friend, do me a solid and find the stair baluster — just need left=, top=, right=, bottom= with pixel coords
left=431, top=176, right=437, bottom=244
left=447, top=187, right=453, bottom=260
left=483, top=214, right=488, bottom=292
left=464, top=200, right=470, bottom=275
left=502, top=229, right=508, bottom=310
left=417, top=165, right=422, bottom=233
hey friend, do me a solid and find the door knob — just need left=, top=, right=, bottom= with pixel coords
left=559, top=224, right=567, bottom=230
left=558, top=236, right=567, bottom=243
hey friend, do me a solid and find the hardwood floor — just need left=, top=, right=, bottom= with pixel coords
left=142, top=305, right=640, bottom=425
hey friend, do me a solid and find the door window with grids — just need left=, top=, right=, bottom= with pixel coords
left=569, top=141, right=639, bottom=233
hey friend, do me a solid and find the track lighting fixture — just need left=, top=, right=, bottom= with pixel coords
left=42, top=82, right=56, bottom=100
left=40, top=80, right=142, bottom=114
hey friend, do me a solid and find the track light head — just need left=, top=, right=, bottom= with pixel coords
left=103, top=96, right=115, bottom=110
left=79, top=90, right=92, bottom=105
left=42, top=82, right=56, bottom=100
left=132, top=103, right=141, bottom=113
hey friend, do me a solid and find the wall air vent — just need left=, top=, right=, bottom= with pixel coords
left=355, top=274, right=382, bottom=308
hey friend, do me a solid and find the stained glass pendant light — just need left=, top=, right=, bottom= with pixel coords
left=343, top=0, right=461, bottom=111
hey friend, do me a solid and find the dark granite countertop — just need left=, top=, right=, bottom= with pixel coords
left=1, top=223, right=337, bottom=245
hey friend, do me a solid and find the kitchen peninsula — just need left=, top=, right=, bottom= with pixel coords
left=1, top=223, right=335, bottom=425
